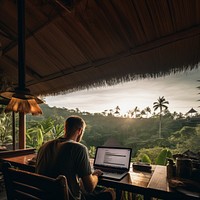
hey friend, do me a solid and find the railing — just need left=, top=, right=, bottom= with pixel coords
left=0, top=148, right=36, bottom=159
left=0, top=148, right=36, bottom=172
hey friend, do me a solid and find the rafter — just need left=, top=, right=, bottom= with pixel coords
left=0, top=21, right=17, bottom=40
left=2, top=5, right=60, bottom=55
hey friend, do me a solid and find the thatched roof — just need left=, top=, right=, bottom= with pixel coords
left=0, top=0, right=200, bottom=96
left=187, top=108, right=197, bottom=114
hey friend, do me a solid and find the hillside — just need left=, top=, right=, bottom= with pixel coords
left=25, top=104, right=200, bottom=159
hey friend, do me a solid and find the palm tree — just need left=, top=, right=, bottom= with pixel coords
left=153, top=96, right=169, bottom=138
left=114, top=106, right=120, bottom=116
left=177, top=112, right=184, bottom=119
left=104, top=109, right=108, bottom=116
left=75, top=108, right=80, bottom=113
left=102, top=111, right=106, bottom=116
left=131, top=106, right=140, bottom=118
left=140, top=110, right=146, bottom=118
left=172, top=111, right=178, bottom=119
left=109, top=109, right=114, bottom=116
left=144, top=106, right=151, bottom=118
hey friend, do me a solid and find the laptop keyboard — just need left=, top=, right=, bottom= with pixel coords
left=102, top=171, right=121, bottom=175
left=100, top=170, right=127, bottom=180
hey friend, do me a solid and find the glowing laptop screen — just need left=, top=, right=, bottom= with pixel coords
left=94, top=146, right=132, bottom=170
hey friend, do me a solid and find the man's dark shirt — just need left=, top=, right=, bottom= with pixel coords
left=36, top=138, right=92, bottom=199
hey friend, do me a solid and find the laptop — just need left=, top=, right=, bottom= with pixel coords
left=93, top=146, right=132, bottom=180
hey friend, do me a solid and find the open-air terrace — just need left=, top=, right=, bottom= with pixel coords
left=0, top=0, right=200, bottom=199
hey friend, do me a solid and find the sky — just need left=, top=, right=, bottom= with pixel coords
left=45, top=68, right=200, bottom=116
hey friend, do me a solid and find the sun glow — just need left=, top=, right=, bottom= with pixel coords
left=45, top=68, right=200, bottom=116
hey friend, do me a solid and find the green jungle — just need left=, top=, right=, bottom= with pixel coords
left=1, top=101, right=200, bottom=165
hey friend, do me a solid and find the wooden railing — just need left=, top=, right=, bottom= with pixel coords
left=0, top=148, right=36, bottom=159
left=0, top=148, right=36, bottom=172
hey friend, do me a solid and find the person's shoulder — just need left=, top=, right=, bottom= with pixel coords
left=65, top=141, right=87, bottom=152
left=45, top=139, right=57, bottom=145
left=69, top=141, right=86, bottom=148
left=39, top=139, right=58, bottom=149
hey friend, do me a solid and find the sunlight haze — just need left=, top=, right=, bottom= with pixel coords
left=45, top=68, right=200, bottom=116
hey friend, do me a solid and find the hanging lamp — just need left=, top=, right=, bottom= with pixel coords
left=0, top=0, right=43, bottom=115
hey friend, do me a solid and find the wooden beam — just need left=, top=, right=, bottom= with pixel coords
left=0, top=21, right=17, bottom=40
left=2, top=3, right=60, bottom=55
left=3, top=55, right=42, bottom=80
left=19, top=112, right=26, bottom=149
left=18, top=0, right=26, bottom=149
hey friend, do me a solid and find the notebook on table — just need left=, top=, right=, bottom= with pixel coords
left=93, top=146, right=132, bottom=180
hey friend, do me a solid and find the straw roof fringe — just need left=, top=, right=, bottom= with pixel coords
left=0, top=0, right=200, bottom=96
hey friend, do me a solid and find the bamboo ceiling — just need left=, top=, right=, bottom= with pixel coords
left=0, top=0, right=200, bottom=96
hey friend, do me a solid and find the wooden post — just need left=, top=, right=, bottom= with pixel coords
left=19, top=112, right=26, bottom=149
left=18, top=0, right=26, bottom=149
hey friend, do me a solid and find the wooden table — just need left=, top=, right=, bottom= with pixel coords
left=2, top=154, right=200, bottom=200
left=1, top=153, right=36, bottom=172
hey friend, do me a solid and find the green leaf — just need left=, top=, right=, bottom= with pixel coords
left=155, top=149, right=172, bottom=165
left=37, top=129, right=44, bottom=147
left=141, top=153, right=151, bottom=164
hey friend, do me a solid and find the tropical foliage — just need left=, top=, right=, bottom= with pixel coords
left=1, top=99, right=200, bottom=165
left=155, top=149, right=173, bottom=165
left=0, top=112, right=12, bottom=146
left=26, top=117, right=65, bottom=149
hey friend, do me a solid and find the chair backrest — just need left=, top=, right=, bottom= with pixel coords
left=2, top=162, right=69, bottom=200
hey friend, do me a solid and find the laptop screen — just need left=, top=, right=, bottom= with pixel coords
left=94, top=146, right=132, bottom=171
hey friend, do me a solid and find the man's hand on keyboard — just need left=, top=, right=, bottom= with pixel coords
left=92, top=169, right=103, bottom=177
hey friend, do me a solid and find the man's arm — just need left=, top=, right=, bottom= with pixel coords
left=81, top=169, right=103, bottom=193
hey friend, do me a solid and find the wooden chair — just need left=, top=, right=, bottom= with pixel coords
left=2, top=162, right=69, bottom=200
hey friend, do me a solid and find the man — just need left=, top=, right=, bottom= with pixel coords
left=36, top=115, right=114, bottom=200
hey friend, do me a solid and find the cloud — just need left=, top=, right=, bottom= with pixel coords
left=45, top=68, right=200, bottom=114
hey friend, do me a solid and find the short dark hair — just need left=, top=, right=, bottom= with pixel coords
left=65, top=115, right=86, bottom=137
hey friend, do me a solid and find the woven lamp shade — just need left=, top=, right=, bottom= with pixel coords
left=1, top=88, right=43, bottom=115
left=5, top=97, right=42, bottom=115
